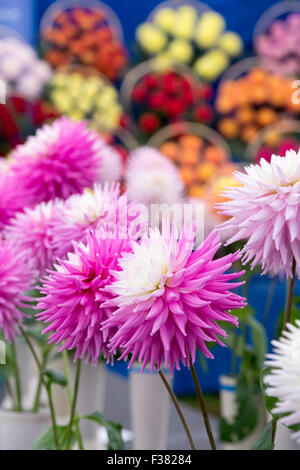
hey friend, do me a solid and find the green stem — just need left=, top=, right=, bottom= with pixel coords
left=190, top=360, right=216, bottom=450
left=158, top=369, right=196, bottom=450
left=284, top=257, right=296, bottom=327
left=19, top=327, right=60, bottom=449
left=32, top=353, right=48, bottom=413
left=62, top=350, right=84, bottom=450
left=11, top=341, right=22, bottom=412
left=65, top=359, right=81, bottom=450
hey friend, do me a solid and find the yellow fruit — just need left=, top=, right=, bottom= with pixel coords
left=219, top=31, right=243, bottom=57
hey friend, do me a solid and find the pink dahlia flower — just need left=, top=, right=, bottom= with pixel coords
left=125, top=147, right=184, bottom=205
left=10, top=117, right=105, bottom=205
left=217, top=150, right=300, bottom=277
left=4, top=200, right=64, bottom=276
left=0, top=240, right=36, bottom=342
left=0, top=170, right=33, bottom=231
left=52, top=183, right=147, bottom=259
left=37, top=231, right=132, bottom=365
left=102, top=223, right=246, bottom=375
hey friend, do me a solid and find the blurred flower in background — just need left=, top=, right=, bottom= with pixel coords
left=0, top=37, right=52, bottom=101
left=136, top=6, right=243, bottom=83
left=48, top=70, right=123, bottom=132
left=41, top=4, right=127, bottom=82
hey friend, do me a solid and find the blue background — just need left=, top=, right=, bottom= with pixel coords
left=0, top=0, right=284, bottom=48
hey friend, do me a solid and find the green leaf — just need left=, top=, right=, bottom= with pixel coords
left=220, top=374, right=258, bottom=443
left=42, top=369, right=68, bottom=387
left=32, top=425, right=75, bottom=450
left=82, top=412, right=124, bottom=450
left=252, top=421, right=274, bottom=450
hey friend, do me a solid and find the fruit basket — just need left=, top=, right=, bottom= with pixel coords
left=40, top=0, right=128, bottom=82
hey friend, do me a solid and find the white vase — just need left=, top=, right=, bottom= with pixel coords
left=50, top=356, right=70, bottom=422
left=219, top=375, right=267, bottom=450
left=71, top=361, right=106, bottom=442
left=6, top=341, right=39, bottom=410
left=129, top=364, right=171, bottom=450
left=274, top=422, right=300, bottom=450
left=0, top=408, right=50, bottom=450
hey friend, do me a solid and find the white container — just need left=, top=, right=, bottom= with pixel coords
left=50, top=356, right=70, bottom=422
left=220, top=375, right=267, bottom=450
left=0, top=408, right=50, bottom=450
left=71, top=361, right=107, bottom=441
left=129, top=364, right=171, bottom=450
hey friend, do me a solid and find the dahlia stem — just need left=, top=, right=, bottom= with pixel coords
left=32, top=352, right=48, bottom=413
left=63, top=350, right=84, bottom=450
left=65, top=358, right=82, bottom=450
left=158, top=370, right=196, bottom=450
left=284, top=257, right=296, bottom=327
left=190, top=360, right=216, bottom=450
left=11, top=341, right=22, bottom=412
left=19, top=327, right=59, bottom=449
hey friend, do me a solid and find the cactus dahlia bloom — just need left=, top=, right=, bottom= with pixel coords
left=217, top=150, right=300, bottom=277
left=102, top=222, right=246, bottom=375
left=4, top=200, right=64, bottom=276
left=10, top=117, right=105, bottom=205
left=52, top=183, right=147, bottom=259
left=0, top=240, right=36, bottom=342
left=264, top=321, right=300, bottom=444
left=36, top=231, right=131, bottom=365
left=125, top=147, right=184, bottom=205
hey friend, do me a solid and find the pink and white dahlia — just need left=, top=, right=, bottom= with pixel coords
left=4, top=200, right=64, bottom=276
left=37, top=231, right=131, bottom=365
left=52, top=183, right=147, bottom=259
left=126, top=147, right=184, bottom=205
left=10, top=117, right=106, bottom=205
left=102, top=223, right=246, bottom=375
left=97, top=145, right=122, bottom=184
left=217, top=150, right=300, bottom=277
left=264, top=321, right=300, bottom=444
left=0, top=240, right=36, bottom=342
left=0, top=170, right=33, bottom=231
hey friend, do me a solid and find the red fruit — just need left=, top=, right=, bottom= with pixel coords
left=10, top=96, right=28, bottom=114
left=132, top=84, right=147, bottom=103
left=144, top=73, right=158, bottom=90
left=197, top=84, right=214, bottom=101
left=147, top=91, right=165, bottom=109
left=193, top=104, right=214, bottom=123
left=166, top=99, right=186, bottom=117
left=163, top=72, right=182, bottom=95
left=119, top=113, right=131, bottom=129
left=138, top=113, right=161, bottom=134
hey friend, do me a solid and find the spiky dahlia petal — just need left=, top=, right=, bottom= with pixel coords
left=264, top=321, right=300, bottom=444
left=0, top=240, right=36, bottom=342
left=217, top=150, right=300, bottom=277
left=9, top=117, right=106, bottom=205
left=51, top=183, right=147, bottom=259
left=37, top=231, right=132, bottom=365
left=102, top=224, right=246, bottom=376
left=125, top=147, right=184, bottom=205
left=4, top=200, right=64, bottom=276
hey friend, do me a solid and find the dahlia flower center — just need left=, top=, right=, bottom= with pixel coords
left=117, top=238, right=172, bottom=297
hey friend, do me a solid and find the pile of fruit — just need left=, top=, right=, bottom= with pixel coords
left=216, top=68, right=300, bottom=144
left=41, top=5, right=127, bottom=81
left=48, top=69, right=122, bottom=131
left=131, top=70, right=214, bottom=135
left=159, top=134, right=232, bottom=198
